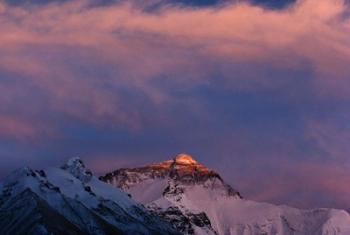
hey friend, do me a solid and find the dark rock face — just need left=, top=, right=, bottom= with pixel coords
left=148, top=205, right=217, bottom=235
left=156, top=207, right=195, bottom=235
left=188, top=212, right=212, bottom=228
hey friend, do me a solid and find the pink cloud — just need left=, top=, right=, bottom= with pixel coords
left=1, top=0, right=349, bottom=81
left=0, top=0, right=349, bottom=135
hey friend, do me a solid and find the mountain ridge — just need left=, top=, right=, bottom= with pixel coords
left=0, top=158, right=181, bottom=235
left=100, top=153, right=241, bottom=199
left=100, top=153, right=350, bottom=235
left=1, top=154, right=350, bottom=235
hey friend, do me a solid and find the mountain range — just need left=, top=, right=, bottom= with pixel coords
left=1, top=153, right=350, bottom=235
left=100, top=153, right=350, bottom=235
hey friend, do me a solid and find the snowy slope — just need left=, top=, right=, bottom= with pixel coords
left=0, top=157, right=180, bottom=235
left=101, top=153, right=350, bottom=235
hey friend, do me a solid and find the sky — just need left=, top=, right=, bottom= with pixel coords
left=0, top=0, right=350, bottom=210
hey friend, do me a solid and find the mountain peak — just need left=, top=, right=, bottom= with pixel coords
left=61, top=157, right=92, bottom=183
left=100, top=153, right=241, bottom=200
left=174, top=153, right=197, bottom=165
left=145, top=153, right=211, bottom=177
left=63, top=157, right=85, bottom=168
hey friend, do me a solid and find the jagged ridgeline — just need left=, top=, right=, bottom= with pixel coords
left=0, top=158, right=181, bottom=235
left=100, top=153, right=350, bottom=235
left=1, top=154, right=350, bottom=235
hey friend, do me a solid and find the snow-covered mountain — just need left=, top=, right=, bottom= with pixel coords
left=100, top=153, right=350, bottom=235
left=0, top=157, right=181, bottom=235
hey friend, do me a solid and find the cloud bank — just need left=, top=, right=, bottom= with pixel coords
left=0, top=0, right=350, bottom=209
